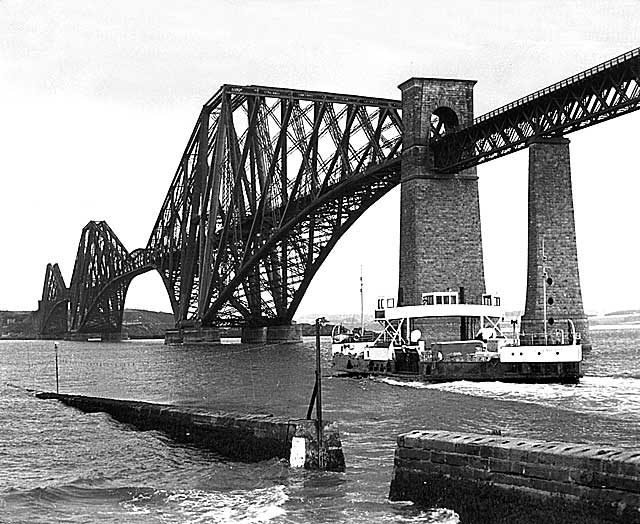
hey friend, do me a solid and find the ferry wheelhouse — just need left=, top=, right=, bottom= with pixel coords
left=331, top=290, right=582, bottom=384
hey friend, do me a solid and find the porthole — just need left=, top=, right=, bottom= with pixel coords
left=547, top=297, right=554, bottom=305
left=548, top=317, right=555, bottom=325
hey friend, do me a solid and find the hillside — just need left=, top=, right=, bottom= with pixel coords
left=0, top=309, right=175, bottom=340
left=122, top=309, right=176, bottom=339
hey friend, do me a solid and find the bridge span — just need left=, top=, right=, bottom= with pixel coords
left=36, top=47, right=640, bottom=344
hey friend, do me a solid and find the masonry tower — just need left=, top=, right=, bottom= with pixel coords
left=398, top=78, right=486, bottom=344
left=521, top=138, right=590, bottom=348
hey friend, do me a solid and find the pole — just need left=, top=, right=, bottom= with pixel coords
left=54, top=342, right=59, bottom=394
left=359, top=265, right=364, bottom=335
left=315, top=317, right=325, bottom=469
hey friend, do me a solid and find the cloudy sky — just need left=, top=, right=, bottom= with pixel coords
left=1, top=0, right=639, bottom=318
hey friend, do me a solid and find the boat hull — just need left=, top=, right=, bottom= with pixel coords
left=332, top=353, right=582, bottom=384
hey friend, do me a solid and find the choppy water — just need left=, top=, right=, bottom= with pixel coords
left=0, top=326, right=638, bottom=523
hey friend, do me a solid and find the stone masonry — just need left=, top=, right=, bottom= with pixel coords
left=521, top=137, right=590, bottom=348
left=390, top=430, right=640, bottom=523
left=398, top=78, right=485, bottom=345
left=36, top=392, right=346, bottom=472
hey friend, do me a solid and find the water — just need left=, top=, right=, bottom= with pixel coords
left=0, top=326, right=638, bottom=523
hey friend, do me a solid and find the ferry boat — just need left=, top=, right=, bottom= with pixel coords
left=331, top=290, right=583, bottom=384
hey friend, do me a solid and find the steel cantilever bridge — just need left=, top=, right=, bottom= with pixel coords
left=37, top=47, right=640, bottom=337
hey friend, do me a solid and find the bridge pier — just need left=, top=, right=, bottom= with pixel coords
left=241, top=326, right=267, bottom=344
left=66, top=332, right=125, bottom=342
left=397, top=78, right=486, bottom=345
left=521, top=137, right=590, bottom=348
left=266, top=324, right=302, bottom=344
left=163, top=326, right=221, bottom=345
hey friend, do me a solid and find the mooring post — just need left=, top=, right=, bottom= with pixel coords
left=315, top=316, right=326, bottom=469
left=54, top=341, right=59, bottom=394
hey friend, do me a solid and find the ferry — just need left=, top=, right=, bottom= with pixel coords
left=331, top=290, right=583, bottom=384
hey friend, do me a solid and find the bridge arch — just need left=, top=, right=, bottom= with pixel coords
left=202, top=162, right=401, bottom=325
left=430, top=106, right=460, bottom=137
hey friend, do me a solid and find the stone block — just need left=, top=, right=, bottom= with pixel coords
left=398, top=447, right=429, bottom=461
left=443, top=452, right=471, bottom=467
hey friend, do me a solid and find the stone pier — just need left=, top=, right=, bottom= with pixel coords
left=266, top=324, right=302, bottom=344
left=397, top=78, right=486, bottom=345
left=164, top=327, right=221, bottom=345
left=521, top=138, right=590, bottom=349
left=36, top=392, right=345, bottom=472
left=390, top=430, right=640, bottom=523
left=241, top=326, right=268, bottom=344
left=66, top=332, right=125, bottom=342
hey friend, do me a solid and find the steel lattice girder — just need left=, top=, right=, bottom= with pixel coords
left=63, top=47, right=640, bottom=330
left=433, top=47, right=640, bottom=173
left=68, top=221, right=172, bottom=333
left=37, top=263, right=69, bottom=335
left=146, top=87, right=403, bottom=325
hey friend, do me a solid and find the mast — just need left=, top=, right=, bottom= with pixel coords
left=360, top=265, right=364, bottom=334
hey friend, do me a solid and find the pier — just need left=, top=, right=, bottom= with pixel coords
left=389, top=430, right=640, bottom=523
left=36, top=392, right=345, bottom=472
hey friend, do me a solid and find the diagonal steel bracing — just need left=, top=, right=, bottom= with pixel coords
left=433, top=47, right=640, bottom=173
left=147, top=87, right=403, bottom=326
left=37, top=263, right=70, bottom=336
left=48, top=47, right=640, bottom=332
left=67, top=221, right=175, bottom=333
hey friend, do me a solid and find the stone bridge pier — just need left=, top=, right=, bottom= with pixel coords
left=521, top=137, right=590, bottom=348
left=397, top=79, right=590, bottom=349
left=397, top=77, right=486, bottom=345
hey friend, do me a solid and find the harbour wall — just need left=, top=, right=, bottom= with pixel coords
left=389, top=430, right=640, bottom=524
left=36, top=392, right=345, bottom=472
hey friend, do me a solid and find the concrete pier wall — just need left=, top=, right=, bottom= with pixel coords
left=36, top=392, right=345, bottom=472
left=390, top=430, right=640, bottom=524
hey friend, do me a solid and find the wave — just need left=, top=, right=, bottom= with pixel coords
left=383, top=505, right=460, bottom=523
left=376, top=375, right=640, bottom=422
left=132, top=485, right=289, bottom=523
left=3, top=483, right=289, bottom=523
left=590, top=323, right=640, bottom=331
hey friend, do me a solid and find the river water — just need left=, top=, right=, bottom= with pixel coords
left=0, top=326, right=639, bottom=523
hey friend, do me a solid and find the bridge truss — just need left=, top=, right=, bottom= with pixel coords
left=36, top=47, right=640, bottom=335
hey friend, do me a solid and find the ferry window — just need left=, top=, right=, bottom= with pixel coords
left=483, top=295, right=491, bottom=305
left=443, top=296, right=450, bottom=304
left=436, top=296, right=443, bottom=305
left=377, top=298, right=383, bottom=309
left=386, top=298, right=395, bottom=308
left=495, top=297, right=501, bottom=306
left=425, top=295, right=434, bottom=305
left=451, top=296, right=457, bottom=304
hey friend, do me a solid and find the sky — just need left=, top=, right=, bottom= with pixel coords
left=1, top=0, right=639, bottom=319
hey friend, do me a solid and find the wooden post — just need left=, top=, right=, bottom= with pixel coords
left=54, top=341, right=59, bottom=394
left=315, top=317, right=325, bottom=469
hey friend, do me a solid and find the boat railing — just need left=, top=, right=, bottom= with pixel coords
left=517, top=329, right=573, bottom=346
